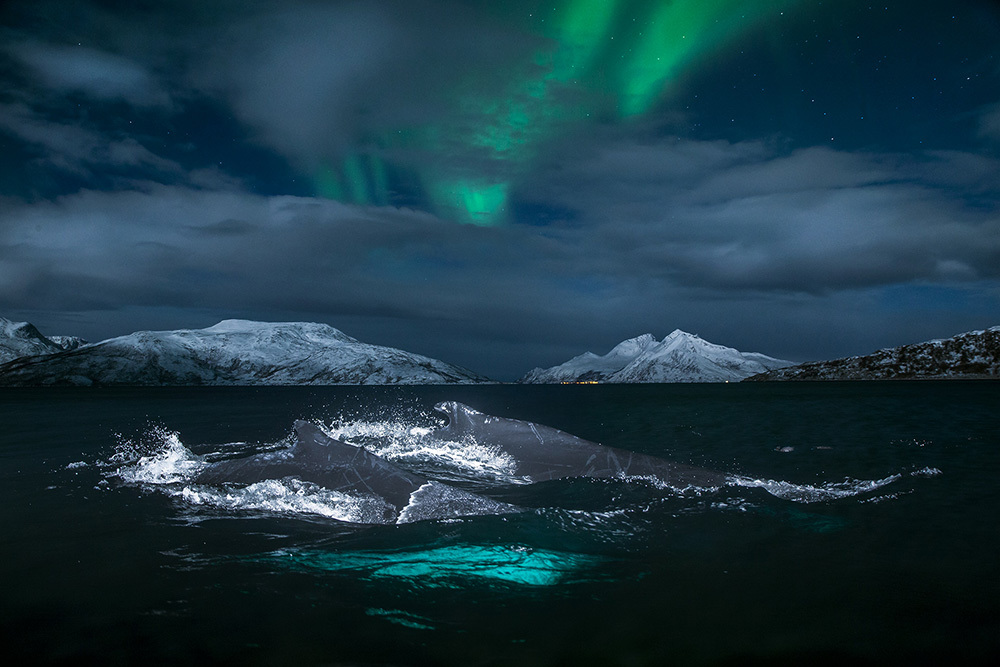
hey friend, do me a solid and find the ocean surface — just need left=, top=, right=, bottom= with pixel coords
left=1, top=382, right=998, bottom=666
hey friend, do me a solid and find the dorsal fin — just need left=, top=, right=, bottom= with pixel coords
left=291, top=420, right=365, bottom=464
left=433, top=401, right=482, bottom=435
left=292, top=419, right=334, bottom=451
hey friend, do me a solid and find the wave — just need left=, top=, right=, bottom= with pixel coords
left=365, top=608, right=436, bottom=631
left=729, top=474, right=903, bottom=503
left=729, top=466, right=943, bottom=503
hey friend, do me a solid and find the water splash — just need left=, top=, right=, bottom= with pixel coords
left=397, top=482, right=520, bottom=524
left=112, top=428, right=206, bottom=486
left=107, top=427, right=397, bottom=523
left=179, top=479, right=397, bottom=524
left=325, top=419, right=522, bottom=485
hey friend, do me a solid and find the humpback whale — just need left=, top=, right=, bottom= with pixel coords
left=193, top=420, right=518, bottom=524
left=432, top=402, right=727, bottom=488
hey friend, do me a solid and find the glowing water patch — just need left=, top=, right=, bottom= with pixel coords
left=272, top=544, right=601, bottom=588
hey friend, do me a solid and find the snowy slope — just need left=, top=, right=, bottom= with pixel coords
left=608, top=330, right=794, bottom=383
left=0, top=319, right=491, bottom=386
left=47, top=335, right=88, bottom=351
left=745, top=326, right=1000, bottom=381
left=521, top=330, right=793, bottom=383
left=0, top=317, right=62, bottom=363
left=520, top=334, right=658, bottom=383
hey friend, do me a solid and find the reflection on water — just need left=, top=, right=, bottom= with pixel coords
left=264, top=543, right=605, bottom=588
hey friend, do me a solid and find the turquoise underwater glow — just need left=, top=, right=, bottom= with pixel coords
left=314, top=0, right=805, bottom=226
left=271, top=543, right=602, bottom=588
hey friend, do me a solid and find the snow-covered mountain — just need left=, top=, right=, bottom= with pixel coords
left=521, top=330, right=794, bottom=383
left=0, top=317, right=63, bottom=364
left=0, top=319, right=491, bottom=386
left=745, top=326, right=1000, bottom=381
left=520, top=334, right=659, bottom=383
left=47, top=335, right=89, bottom=351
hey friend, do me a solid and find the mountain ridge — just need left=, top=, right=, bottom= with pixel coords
left=521, top=330, right=794, bottom=383
left=745, top=326, right=1000, bottom=381
left=0, top=319, right=491, bottom=386
left=0, top=316, right=66, bottom=364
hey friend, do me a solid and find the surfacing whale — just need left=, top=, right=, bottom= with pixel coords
left=432, top=402, right=727, bottom=489
left=193, top=420, right=518, bottom=524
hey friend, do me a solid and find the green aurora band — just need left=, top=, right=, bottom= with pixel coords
left=315, top=0, right=803, bottom=225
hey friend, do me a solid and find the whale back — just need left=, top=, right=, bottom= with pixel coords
left=194, top=420, right=425, bottom=510
left=432, top=401, right=726, bottom=487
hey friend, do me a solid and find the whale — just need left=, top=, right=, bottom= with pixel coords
left=193, top=420, right=518, bottom=524
left=431, top=402, right=727, bottom=489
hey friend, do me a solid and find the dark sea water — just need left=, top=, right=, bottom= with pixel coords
left=1, top=382, right=998, bottom=666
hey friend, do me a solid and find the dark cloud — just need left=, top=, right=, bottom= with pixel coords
left=3, top=145, right=997, bottom=379
left=0, top=0, right=998, bottom=379
left=0, top=102, right=183, bottom=179
left=523, top=139, right=1000, bottom=293
left=978, top=103, right=1000, bottom=143
left=185, top=0, right=540, bottom=173
left=6, top=41, right=173, bottom=108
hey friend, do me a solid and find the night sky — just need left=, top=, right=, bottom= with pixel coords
left=1, top=0, right=998, bottom=380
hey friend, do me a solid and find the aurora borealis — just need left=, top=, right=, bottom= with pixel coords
left=313, top=0, right=808, bottom=225
left=1, top=0, right=999, bottom=378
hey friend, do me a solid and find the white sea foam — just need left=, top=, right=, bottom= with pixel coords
left=108, top=426, right=402, bottom=523
left=177, top=479, right=396, bottom=524
left=729, top=474, right=903, bottom=503
left=618, top=473, right=721, bottom=495
left=112, top=429, right=205, bottom=485
left=325, top=419, right=520, bottom=483
left=397, top=482, right=519, bottom=524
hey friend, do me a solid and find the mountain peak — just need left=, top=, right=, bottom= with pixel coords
left=607, top=333, right=658, bottom=356
left=1, top=316, right=62, bottom=364
left=665, top=329, right=695, bottom=339
left=521, top=330, right=793, bottom=384
left=205, top=319, right=323, bottom=331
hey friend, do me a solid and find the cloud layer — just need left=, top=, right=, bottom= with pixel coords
left=1, top=0, right=999, bottom=378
